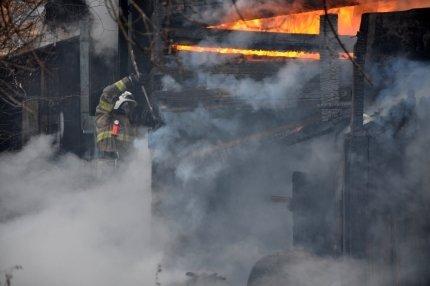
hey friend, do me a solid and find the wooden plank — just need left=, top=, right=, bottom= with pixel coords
left=154, top=88, right=321, bottom=112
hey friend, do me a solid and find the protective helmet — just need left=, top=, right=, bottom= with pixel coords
left=114, top=91, right=137, bottom=110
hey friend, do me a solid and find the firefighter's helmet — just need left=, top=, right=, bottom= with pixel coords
left=114, top=91, right=137, bottom=110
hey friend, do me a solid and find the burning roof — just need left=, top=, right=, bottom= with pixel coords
left=220, top=0, right=358, bottom=22
left=216, top=0, right=430, bottom=36
left=170, top=0, right=430, bottom=60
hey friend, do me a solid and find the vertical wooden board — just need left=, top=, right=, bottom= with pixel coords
left=21, top=100, right=39, bottom=144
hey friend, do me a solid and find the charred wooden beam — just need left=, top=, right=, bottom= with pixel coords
left=155, top=88, right=251, bottom=111
left=157, top=58, right=286, bottom=77
left=155, top=88, right=321, bottom=112
left=320, top=14, right=341, bottom=122
left=203, top=61, right=286, bottom=77
left=168, top=27, right=355, bottom=52
left=167, top=0, right=358, bottom=25
left=220, top=0, right=359, bottom=23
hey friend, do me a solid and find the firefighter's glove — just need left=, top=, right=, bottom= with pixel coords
left=128, top=73, right=144, bottom=86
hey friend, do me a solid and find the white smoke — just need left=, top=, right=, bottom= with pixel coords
left=369, top=60, right=430, bottom=116
left=201, top=62, right=318, bottom=109
left=2, top=14, right=429, bottom=280
left=148, top=104, right=345, bottom=285
left=86, top=0, right=118, bottom=55
left=0, top=136, right=160, bottom=286
left=162, top=60, right=319, bottom=110
left=153, top=58, right=430, bottom=286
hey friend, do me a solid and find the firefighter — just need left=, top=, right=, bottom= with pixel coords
left=95, top=74, right=143, bottom=171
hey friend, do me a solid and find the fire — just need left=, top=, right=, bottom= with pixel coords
left=172, top=44, right=353, bottom=60
left=172, top=44, right=321, bottom=60
left=172, top=0, right=429, bottom=60
left=214, top=0, right=430, bottom=35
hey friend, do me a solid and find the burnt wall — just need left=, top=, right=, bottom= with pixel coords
left=359, top=8, right=430, bottom=104
left=362, top=8, right=430, bottom=62
left=343, top=7, right=430, bottom=285
left=0, top=102, right=21, bottom=152
left=0, top=38, right=81, bottom=153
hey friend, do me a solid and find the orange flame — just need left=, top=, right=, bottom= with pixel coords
left=214, top=0, right=430, bottom=35
left=172, top=44, right=320, bottom=60
left=172, top=44, right=353, bottom=60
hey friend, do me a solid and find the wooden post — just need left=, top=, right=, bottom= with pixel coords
left=80, top=19, right=91, bottom=133
left=319, top=14, right=340, bottom=122
left=21, top=100, right=39, bottom=143
left=79, top=18, right=95, bottom=158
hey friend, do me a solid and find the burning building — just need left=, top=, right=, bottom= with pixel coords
left=1, top=0, right=430, bottom=285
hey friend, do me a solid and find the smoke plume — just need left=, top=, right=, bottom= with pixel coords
left=0, top=136, right=160, bottom=286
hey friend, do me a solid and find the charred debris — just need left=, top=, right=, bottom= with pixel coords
left=0, top=0, right=430, bottom=285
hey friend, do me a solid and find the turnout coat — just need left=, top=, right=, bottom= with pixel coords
left=95, top=77, right=137, bottom=158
